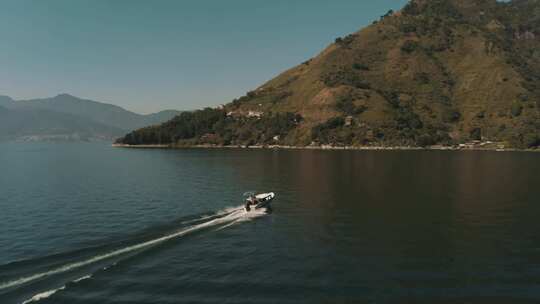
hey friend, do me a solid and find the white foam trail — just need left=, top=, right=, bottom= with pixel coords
left=181, top=207, right=243, bottom=225
left=103, top=262, right=117, bottom=270
left=21, top=286, right=65, bottom=304
left=72, top=274, right=92, bottom=283
left=215, top=208, right=267, bottom=231
left=215, top=218, right=242, bottom=231
left=0, top=206, right=250, bottom=291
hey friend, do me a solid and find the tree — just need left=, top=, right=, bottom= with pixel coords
left=442, top=108, right=461, bottom=123
left=417, top=134, right=436, bottom=147
left=401, top=40, right=419, bottom=53
left=470, top=128, right=482, bottom=141
left=403, top=2, right=420, bottom=16
left=352, top=63, right=370, bottom=71
left=511, top=102, right=523, bottom=117
left=381, top=9, right=394, bottom=19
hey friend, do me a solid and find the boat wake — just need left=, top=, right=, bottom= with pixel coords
left=20, top=286, right=65, bottom=304
left=0, top=205, right=267, bottom=303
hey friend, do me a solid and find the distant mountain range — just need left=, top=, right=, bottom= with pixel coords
left=0, top=94, right=181, bottom=142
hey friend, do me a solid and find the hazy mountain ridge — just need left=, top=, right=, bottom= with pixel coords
left=0, top=94, right=181, bottom=141
left=0, top=107, right=125, bottom=141
left=0, top=95, right=15, bottom=108
left=118, top=0, right=539, bottom=149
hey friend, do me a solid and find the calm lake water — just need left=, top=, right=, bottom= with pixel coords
left=1, top=142, right=540, bottom=304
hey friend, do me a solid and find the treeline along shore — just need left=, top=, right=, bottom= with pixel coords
left=112, top=142, right=539, bottom=153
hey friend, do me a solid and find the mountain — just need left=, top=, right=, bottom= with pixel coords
left=0, top=94, right=181, bottom=141
left=0, top=95, right=14, bottom=108
left=7, top=94, right=181, bottom=131
left=142, top=110, right=185, bottom=128
left=0, top=107, right=125, bottom=141
left=117, top=0, right=540, bottom=149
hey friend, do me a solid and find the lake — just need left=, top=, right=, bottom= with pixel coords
left=1, top=142, right=540, bottom=304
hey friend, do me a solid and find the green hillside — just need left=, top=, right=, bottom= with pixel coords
left=117, top=0, right=540, bottom=149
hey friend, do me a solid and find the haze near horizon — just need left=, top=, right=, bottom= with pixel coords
left=0, top=0, right=407, bottom=114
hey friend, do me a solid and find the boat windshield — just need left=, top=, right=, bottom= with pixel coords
left=243, top=191, right=256, bottom=198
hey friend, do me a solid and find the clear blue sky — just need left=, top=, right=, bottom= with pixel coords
left=0, top=0, right=408, bottom=114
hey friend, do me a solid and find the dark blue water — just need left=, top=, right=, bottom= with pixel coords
left=1, top=142, right=540, bottom=303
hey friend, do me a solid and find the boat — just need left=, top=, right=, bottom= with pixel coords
left=244, top=192, right=275, bottom=212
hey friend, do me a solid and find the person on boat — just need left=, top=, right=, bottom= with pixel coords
left=244, top=195, right=258, bottom=211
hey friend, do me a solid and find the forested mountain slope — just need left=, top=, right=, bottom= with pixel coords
left=118, top=0, right=540, bottom=149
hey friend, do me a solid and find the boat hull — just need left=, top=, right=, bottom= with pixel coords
left=253, top=192, right=275, bottom=209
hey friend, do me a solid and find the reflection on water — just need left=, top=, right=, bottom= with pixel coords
left=1, top=143, right=540, bottom=303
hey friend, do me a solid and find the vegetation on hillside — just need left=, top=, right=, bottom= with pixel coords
left=118, top=108, right=302, bottom=146
left=117, top=0, right=540, bottom=149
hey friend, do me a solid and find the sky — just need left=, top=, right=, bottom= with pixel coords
left=0, top=0, right=408, bottom=114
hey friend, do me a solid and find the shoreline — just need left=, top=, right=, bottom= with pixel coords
left=112, top=143, right=539, bottom=153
